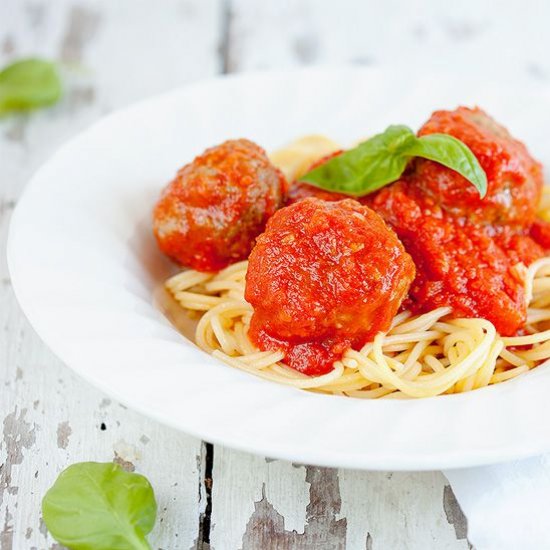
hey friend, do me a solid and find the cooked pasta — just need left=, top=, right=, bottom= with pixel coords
left=162, top=134, right=550, bottom=399
left=165, top=256, right=550, bottom=398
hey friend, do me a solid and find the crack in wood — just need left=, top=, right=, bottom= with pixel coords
left=59, top=5, right=101, bottom=64
left=197, top=442, right=214, bottom=549
left=443, top=485, right=469, bottom=542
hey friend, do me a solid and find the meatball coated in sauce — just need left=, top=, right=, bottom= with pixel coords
left=371, top=181, right=545, bottom=335
left=245, top=198, right=415, bottom=375
left=153, top=139, right=286, bottom=272
left=413, top=107, right=543, bottom=225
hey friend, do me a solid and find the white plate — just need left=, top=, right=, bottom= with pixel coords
left=8, top=67, right=550, bottom=470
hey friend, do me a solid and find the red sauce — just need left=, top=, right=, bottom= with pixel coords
left=358, top=107, right=547, bottom=337
left=414, top=107, right=543, bottom=225
left=245, top=198, right=415, bottom=375
left=530, top=219, right=550, bottom=249
left=370, top=180, right=545, bottom=335
left=153, top=139, right=286, bottom=272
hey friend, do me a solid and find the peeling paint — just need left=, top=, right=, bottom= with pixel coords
left=293, top=33, right=319, bottom=64
left=1, top=509, right=13, bottom=550
left=113, top=440, right=140, bottom=472
left=56, top=421, right=72, bottom=450
left=4, top=118, right=27, bottom=143
left=25, top=3, right=46, bottom=27
left=443, top=485, right=468, bottom=540
left=38, top=518, right=47, bottom=538
left=242, top=467, right=347, bottom=549
left=1, top=408, right=36, bottom=507
left=443, top=18, right=485, bottom=41
left=1, top=36, right=15, bottom=55
left=113, top=455, right=135, bottom=473
left=67, top=86, right=96, bottom=111
left=59, top=5, right=101, bottom=63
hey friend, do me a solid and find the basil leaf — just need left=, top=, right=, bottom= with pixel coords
left=42, top=462, right=157, bottom=550
left=299, top=125, right=416, bottom=196
left=408, top=133, right=488, bottom=198
left=0, top=58, right=62, bottom=115
left=299, top=124, right=487, bottom=199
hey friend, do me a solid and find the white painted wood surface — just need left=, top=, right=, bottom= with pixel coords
left=2, top=1, right=549, bottom=548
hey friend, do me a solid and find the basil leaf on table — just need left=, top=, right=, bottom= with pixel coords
left=299, top=124, right=487, bottom=198
left=0, top=58, right=62, bottom=115
left=42, top=462, right=157, bottom=550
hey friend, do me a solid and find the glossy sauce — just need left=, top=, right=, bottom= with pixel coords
left=371, top=181, right=545, bottom=335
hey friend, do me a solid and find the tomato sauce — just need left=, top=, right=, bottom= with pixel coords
left=370, top=180, right=545, bottom=335
left=530, top=219, right=550, bottom=250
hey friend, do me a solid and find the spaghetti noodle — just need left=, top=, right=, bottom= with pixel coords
left=165, top=255, right=550, bottom=398
left=163, top=136, right=550, bottom=399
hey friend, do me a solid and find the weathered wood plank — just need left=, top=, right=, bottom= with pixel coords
left=0, top=0, right=223, bottom=548
left=208, top=1, right=482, bottom=548
left=210, top=447, right=470, bottom=550
left=226, top=0, right=550, bottom=84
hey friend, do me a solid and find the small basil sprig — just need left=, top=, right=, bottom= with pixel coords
left=0, top=58, right=62, bottom=115
left=299, top=125, right=487, bottom=198
left=42, top=462, right=157, bottom=550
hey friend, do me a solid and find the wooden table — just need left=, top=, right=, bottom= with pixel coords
left=2, top=1, right=548, bottom=548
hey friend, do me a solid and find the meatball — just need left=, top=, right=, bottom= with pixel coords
left=412, top=106, right=543, bottom=225
left=370, top=180, right=545, bottom=335
left=245, top=198, right=415, bottom=375
left=153, top=139, right=286, bottom=272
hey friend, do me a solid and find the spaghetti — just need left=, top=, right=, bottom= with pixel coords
left=165, top=256, right=550, bottom=398
left=163, top=135, right=550, bottom=399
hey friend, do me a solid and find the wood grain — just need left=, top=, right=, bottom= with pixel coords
left=0, top=1, right=222, bottom=548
